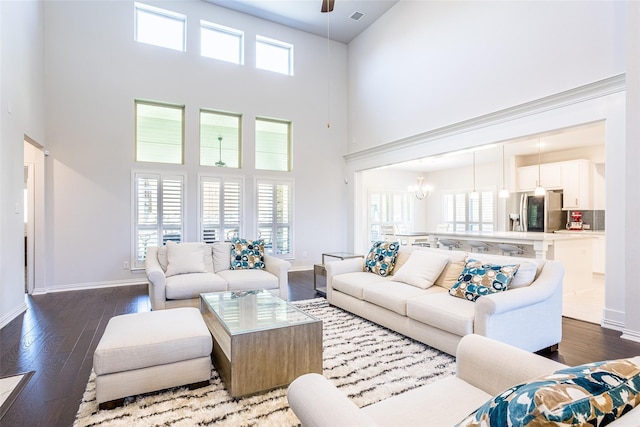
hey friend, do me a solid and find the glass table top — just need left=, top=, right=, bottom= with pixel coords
left=200, top=289, right=320, bottom=335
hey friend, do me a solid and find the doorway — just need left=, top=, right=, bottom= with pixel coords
left=23, top=137, right=45, bottom=295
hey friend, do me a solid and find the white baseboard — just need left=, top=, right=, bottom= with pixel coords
left=621, top=328, right=640, bottom=344
left=289, top=266, right=313, bottom=272
left=45, top=279, right=148, bottom=294
left=0, top=302, right=28, bottom=329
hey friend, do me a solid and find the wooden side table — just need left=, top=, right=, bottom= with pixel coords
left=314, top=252, right=364, bottom=296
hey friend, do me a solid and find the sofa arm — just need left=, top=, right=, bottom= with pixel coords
left=287, top=373, right=378, bottom=427
left=325, top=258, right=365, bottom=301
left=145, top=246, right=167, bottom=310
left=264, top=254, right=291, bottom=301
left=456, top=335, right=567, bottom=396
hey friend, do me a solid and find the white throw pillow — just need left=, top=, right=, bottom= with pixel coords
left=392, top=250, right=450, bottom=289
left=211, top=242, right=232, bottom=273
left=165, top=241, right=207, bottom=277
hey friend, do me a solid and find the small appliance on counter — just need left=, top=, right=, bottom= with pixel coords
left=566, top=211, right=584, bottom=230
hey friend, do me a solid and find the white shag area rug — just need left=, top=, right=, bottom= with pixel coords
left=74, top=299, right=455, bottom=426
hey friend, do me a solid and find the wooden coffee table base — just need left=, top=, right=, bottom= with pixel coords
left=211, top=321, right=323, bottom=397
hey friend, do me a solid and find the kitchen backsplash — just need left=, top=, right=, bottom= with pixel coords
left=567, top=210, right=605, bottom=230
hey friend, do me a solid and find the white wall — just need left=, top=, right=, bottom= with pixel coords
left=0, top=0, right=46, bottom=327
left=41, top=0, right=348, bottom=291
left=348, top=0, right=625, bottom=152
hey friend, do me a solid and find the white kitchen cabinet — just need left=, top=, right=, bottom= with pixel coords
left=592, top=234, right=605, bottom=275
left=561, top=159, right=591, bottom=210
left=517, top=163, right=562, bottom=192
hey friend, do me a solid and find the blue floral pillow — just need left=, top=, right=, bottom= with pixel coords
left=449, top=259, right=519, bottom=301
left=457, top=357, right=640, bottom=426
left=364, top=241, right=400, bottom=277
left=230, top=238, right=265, bottom=270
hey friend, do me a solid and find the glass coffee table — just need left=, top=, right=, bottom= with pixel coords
left=200, top=290, right=322, bottom=397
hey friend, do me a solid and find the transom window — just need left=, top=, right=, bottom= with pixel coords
left=134, top=2, right=186, bottom=52
left=256, top=35, right=293, bottom=76
left=443, top=190, right=495, bottom=231
left=135, top=100, right=184, bottom=164
left=200, top=110, right=241, bottom=168
left=255, top=117, right=291, bottom=172
left=200, top=21, right=244, bottom=64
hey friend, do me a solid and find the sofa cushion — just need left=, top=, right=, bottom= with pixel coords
left=457, top=356, right=640, bottom=427
left=363, top=281, right=432, bottom=316
left=230, top=238, right=265, bottom=270
left=332, top=272, right=389, bottom=300
left=449, top=259, right=519, bottom=302
left=165, top=272, right=227, bottom=299
left=212, top=242, right=232, bottom=273
left=216, top=269, right=278, bottom=291
left=466, top=253, right=539, bottom=288
left=436, top=261, right=467, bottom=290
left=406, top=292, right=475, bottom=336
left=364, top=241, right=400, bottom=277
left=392, top=250, right=450, bottom=289
left=165, top=241, right=208, bottom=277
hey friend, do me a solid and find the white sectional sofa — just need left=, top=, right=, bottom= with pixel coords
left=288, top=334, right=640, bottom=426
left=145, top=241, right=291, bottom=310
left=326, top=244, right=564, bottom=356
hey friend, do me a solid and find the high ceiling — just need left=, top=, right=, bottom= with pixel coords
left=202, top=0, right=399, bottom=43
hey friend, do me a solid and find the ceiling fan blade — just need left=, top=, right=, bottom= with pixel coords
left=321, top=0, right=334, bottom=13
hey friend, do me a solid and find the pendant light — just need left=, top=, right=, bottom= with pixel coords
left=498, top=144, right=509, bottom=198
left=470, top=150, right=478, bottom=197
left=215, top=137, right=226, bottom=167
left=534, top=138, right=545, bottom=196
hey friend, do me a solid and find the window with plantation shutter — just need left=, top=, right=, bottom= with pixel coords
left=367, top=191, right=412, bottom=245
left=255, top=117, right=291, bottom=172
left=136, top=100, right=184, bottom=164
left=133, top=172, right=184, bottom=268
left=257, top=179, right=292, bottom=257
left=200, top=110, right=241, bottom=168
left=199, top=176, right=242, bottom=243
left=443, top=189, right=495, bottom=231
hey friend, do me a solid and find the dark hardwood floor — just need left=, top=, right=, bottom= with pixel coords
left=1, top=269, right=639, bottom=426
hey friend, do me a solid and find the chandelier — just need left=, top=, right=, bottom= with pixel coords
left=408, top=176, right=433, bottom=200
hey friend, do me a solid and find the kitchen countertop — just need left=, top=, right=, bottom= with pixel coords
left=427, top=230, right=597, bottom=241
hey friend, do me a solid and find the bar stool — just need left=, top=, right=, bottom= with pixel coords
left=438, top=238, right=460, bottom=250
left=468, top=240, right=490, bottom=253
left=497, top=243, right=523, bottom=256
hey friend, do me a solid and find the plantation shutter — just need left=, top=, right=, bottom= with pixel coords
left=481, top=191, right=495, bottom=231
left=200, top=176, right=243, bottom=243
left=201, top=179, right=221, bottom=243
left=257, top=179, right=292, bottom=256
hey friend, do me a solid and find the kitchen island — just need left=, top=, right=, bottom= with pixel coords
left=425, top=230, right=597, bottom=294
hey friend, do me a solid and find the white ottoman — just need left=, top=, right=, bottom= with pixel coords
left=93, top=307, right=212, bottom=409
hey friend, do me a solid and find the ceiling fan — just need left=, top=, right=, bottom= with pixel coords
left=321, top=0, right=334, bottom=13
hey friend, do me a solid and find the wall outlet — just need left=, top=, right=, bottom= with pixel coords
left=123, top=260, right=130, bottom=269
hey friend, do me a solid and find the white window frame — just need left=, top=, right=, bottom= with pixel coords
left=255, top=117, right=292, bottom=172
left=132, top=171, right=186, bottom=269
left=256, top=178, right=294, bottom=259
left=134, top=2, right=186, bottom=52
left=443, top=188, right=496, bottom=232
left=256, top=35, right=294, bottom=76
left=200, top=20, right=244, bottom=64
left=198, top=174, right=244, bottom=243
left=135, top=99, right=184, bottom=165
left=200, top=109, right=241, bottom=168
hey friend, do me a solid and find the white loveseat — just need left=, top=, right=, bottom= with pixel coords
left=326, top=245, right=563, bottom=356
left=288, top=334, right=640, bottom=426
left=145, top=241, right=291, bottom=310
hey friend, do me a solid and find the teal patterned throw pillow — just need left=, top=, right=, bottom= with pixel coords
left=364, top=241, right=400, bottom=277
left=457, top=357, right=640, bottom=427
left=230, top=238, right=265, bottom=270
left=449, top=259, right=519, bottom=302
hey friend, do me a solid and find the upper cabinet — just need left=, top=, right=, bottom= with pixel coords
left=517, top=159, right=591, bottom=210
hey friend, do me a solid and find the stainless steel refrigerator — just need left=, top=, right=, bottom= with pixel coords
left=519, top=190, right=563, bottom=232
